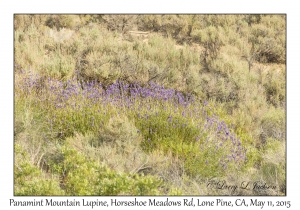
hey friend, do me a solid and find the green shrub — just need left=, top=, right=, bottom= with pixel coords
left=261, top=139, right=285, bottom=186
left=46, top=15, right=81, bottom=30
left=248, top=19, right=285, bottom=64
left=49, top=146, right=177, bottom=195
left=244, top=14, right=262, bottom=26
left=103, top=15, right=137, bottom=33
left=192, top=26, right=225, bottom=71
left=14, top=15, right=48, bottom=31
left=260, top=108, right=285, bottom=141
left=134, top=107, right=246, bottom=178
left=14, top=144, right=64, bottom=195
left=137, top=14, right=190, bottom=41
left=40, top=53, right=75, bottom=79
left=263, top=68, right=285, bottom=107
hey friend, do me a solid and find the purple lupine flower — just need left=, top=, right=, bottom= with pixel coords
left=232, top=154, right=237, bottom=161
left=167, top=115, right=173, bottom=123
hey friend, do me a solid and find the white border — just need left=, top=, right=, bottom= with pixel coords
left=1, top=0, right=299, bottom=209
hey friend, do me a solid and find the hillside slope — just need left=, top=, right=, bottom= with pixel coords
left=14, top=14, right=286, bottom=195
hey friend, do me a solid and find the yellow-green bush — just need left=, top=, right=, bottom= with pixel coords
left=49, top=146, right=179, bottom=195
left=46, top=15, right=81, bottom=30
left=14, top=144, right=64, bottom=195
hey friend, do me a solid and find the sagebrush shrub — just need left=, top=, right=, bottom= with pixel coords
left=46, top=15, right=81, bottom=30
